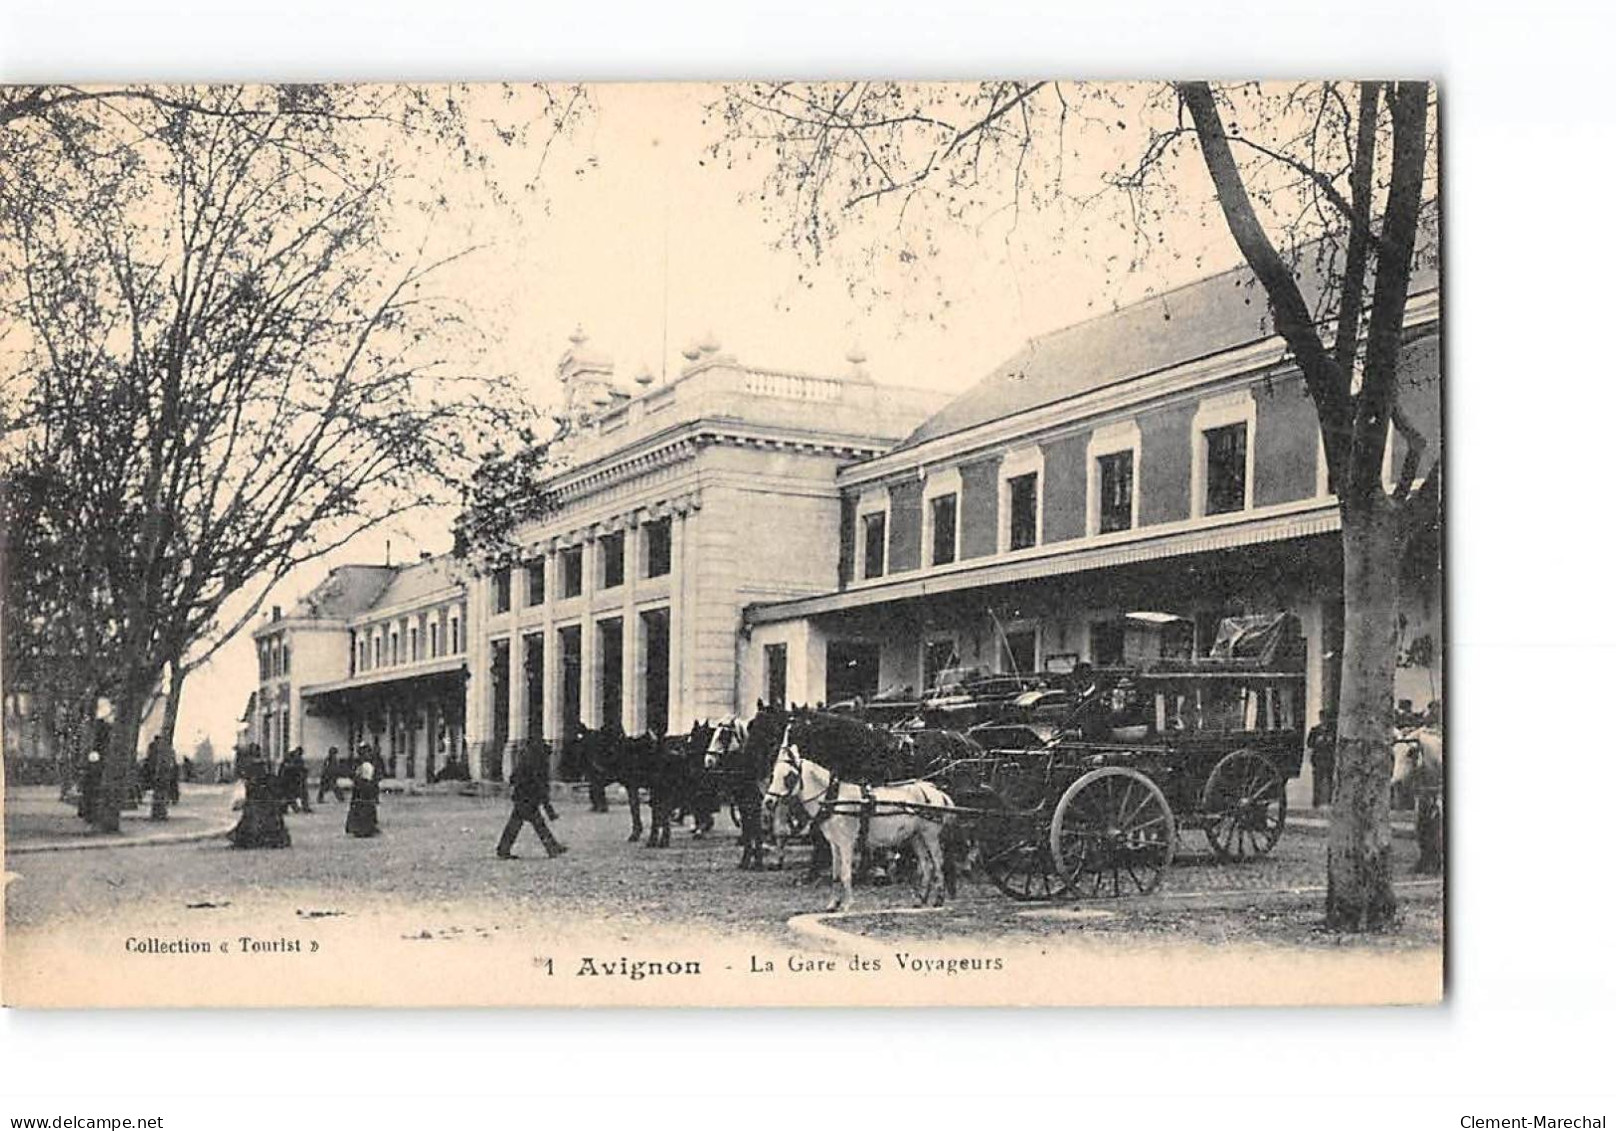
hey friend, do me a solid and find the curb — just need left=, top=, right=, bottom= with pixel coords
left=784, top=879, right=1444, bottom=951
left=7, top=816, right=237, bottom=856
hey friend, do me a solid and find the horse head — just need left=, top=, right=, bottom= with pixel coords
left=763, top=725, right=801, bottom=798
left=704, top=717, right=748, bottom=771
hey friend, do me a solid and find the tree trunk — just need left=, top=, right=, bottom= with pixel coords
left=149, top=662, right=186, bottom=821
left=1326, top=497, right=1401, bottom=929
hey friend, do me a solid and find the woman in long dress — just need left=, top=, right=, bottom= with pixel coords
left=345, top=762, right=381, bottom=838
left=227, top=759, right=291, bottom=849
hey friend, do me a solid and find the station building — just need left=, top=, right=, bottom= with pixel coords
left=250, top=261, right=1442, bottom=801
left=457, top=331, right=944, bottom=780
left=740, top=264, right=1442, bottom=806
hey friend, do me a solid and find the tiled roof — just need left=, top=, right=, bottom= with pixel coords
left=370, top=555, right=460, bottom=610
left=292, top=564, right=400, bottom=620
left=893, top=255, right=1439, bottom=453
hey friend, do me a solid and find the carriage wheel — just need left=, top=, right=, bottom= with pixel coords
left=1200, top=749, right=1287, bottom=861
left=961, top=787, right=1071, bottom=902
left=1050, top=767, right=1175, bottom=898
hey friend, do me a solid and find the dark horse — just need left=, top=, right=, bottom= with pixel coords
left=644, top=720, right=716, bottom=848
left=703, top=707, right=789, bottom=871
left=574, top=722, right=659, bottom=842
left=575, top=721, right=719, bottom=846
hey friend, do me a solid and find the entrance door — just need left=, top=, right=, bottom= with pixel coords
left=559, top=626, right=583, bottom=741
left=825, top=640, right=882, bottom=705
left=641, top=609, right=670, bottom=736
left=597, top=618, right=624, bottom=731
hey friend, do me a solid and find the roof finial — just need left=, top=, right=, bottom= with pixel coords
left=569, top=324, right=587, bottom=348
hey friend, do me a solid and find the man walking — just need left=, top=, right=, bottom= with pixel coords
left=496, top=742, right=567, bottom=860
left=317, top=746, right=346, bottom=803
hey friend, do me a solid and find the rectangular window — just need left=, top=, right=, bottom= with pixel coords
left=1000, top=627, right=1037, bottom=676
left=409, top=627, right=418, bottom=662
left=644, top=518, right=673, bottom=578
left=526, top=559, right=546, bottom=606
left=450, top=618, right=460, bottom=654
left=561, top=547, right=584, bottom=598
left=862, top=512, right=887, bottom=579
left=1007, top=473, right=1039, bottom=550
left=390, top=632, right=399, bottom=665
left=492, top=567, right=512, bottom=614
left=1091, top=620, right=1125, bottom=666
left=923, top=638, right=960, bottom=692
left=1098, top=451, right=1134, bottom=534
left=429, top=622, right=439, bottom=659
left=765, top=643, right=788, bottom=710
left=930, top=493, right=958, bottom=566
left=1204, top=422, right=1248, bottom=515
left=600, top=531, right=625, bottom=589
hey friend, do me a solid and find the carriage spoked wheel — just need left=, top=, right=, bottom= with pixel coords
left=1049, top=767, right=1175, bottom=898
left=1200, top=749, right=1287, bottom=861
left=958, top=785, right=1072, bottom=902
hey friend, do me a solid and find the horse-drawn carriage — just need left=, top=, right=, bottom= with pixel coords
left=933, top=613, right=1307, bottom=901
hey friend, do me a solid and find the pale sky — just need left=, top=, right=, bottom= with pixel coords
left=178, top=81, right=1242, bottom=755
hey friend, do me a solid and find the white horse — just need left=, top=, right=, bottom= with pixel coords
left=764, top=727, right=954, bottom=912
left=1392, top=721, right=1444, bottom=874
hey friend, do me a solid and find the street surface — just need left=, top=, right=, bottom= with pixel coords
left=4, top=784, right=1443, bottom=1007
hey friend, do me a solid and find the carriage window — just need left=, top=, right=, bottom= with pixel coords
left=929, top=493, right=958, bottom=566
left=862, top=512, right=887, bottom=580
left=1203, top=422, right=1248, bottom=515
left=1007, top=473, right=1038, bottom=550
left=1098, top=451, right=1134, bottom=533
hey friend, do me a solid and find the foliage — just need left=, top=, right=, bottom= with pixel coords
left=453, top=429, right=570, bottom=569
left=713, top=80, right=1441, bottom=930
left=0, top=83, right=589, bottom=827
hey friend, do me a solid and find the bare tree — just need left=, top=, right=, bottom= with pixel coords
left=0, top=84, right=589, bottom=830
left=712, top=80, right=1440, bottom=929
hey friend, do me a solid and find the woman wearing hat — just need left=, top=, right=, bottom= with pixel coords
left=345, top=762, right=381, bottom=838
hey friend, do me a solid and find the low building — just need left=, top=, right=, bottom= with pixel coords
left=740, top=263, right=1442, bottom=804
left=249, top=557, right=470, bottom=780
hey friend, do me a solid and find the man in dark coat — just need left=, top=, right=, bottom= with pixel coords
left=317, top=746, right=346, bottom=803
left=1307, top=708, right=1337, bottom=808
left=78, top=751, right=102, bottom=822
left=496, top=744, right=567, bottom=859
left=279, top=747, right=312, bottom=814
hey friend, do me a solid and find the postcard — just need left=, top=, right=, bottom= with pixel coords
left=1, top=80, right=1443, bottom=1007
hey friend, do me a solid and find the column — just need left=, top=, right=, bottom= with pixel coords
left=542, top=544, right=562, bottom=748
left=504, top=625, right=524, bottom=781
left=620, top=513, right=641, bottom=734
left=463, top=575, right=491, bottom=780
left=578, top=530, right=599, bottom=728
left=667, top=508, right=687, bottom=730
left=678, top=498, right=701, bottom=727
